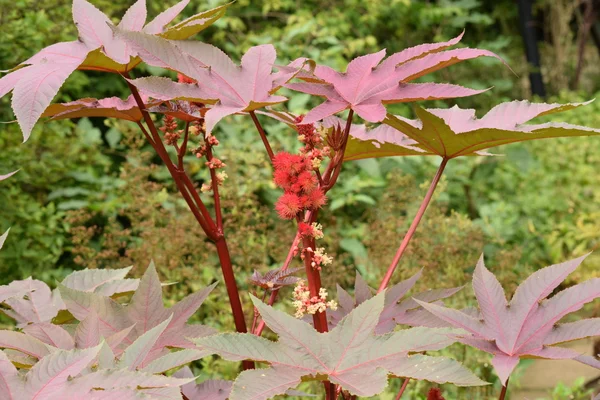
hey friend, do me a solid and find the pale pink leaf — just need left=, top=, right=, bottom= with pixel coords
left=74, top=309, right=101, bottom=349
left=24, top=41, right=90, bottom=65
left=0, top=350, right=22, bottom=400
left=174, top=367, right=233, bottom=400
left=127, top=261, right=168, bottom=335
left=143, top=0, right=190, bottom=34
left=58, top=283, right=132, bottom=339
left=380, top=31, right=465, bottom=68
left=0, top=67, right=30, bottom=98
left=415, top=299, right=490, bottom=338
left=197, top=294, right=484, bottom=398
left=62, top=266, right=132, bottom=292
left=23, top=324, right=75, bottom=350
left=0, top=229, right=9, bottom=250
left=544, top=318, right=600, bottom=345
left=302, top=101, right=348, bottom=124
left=119, top=315, right=172, bottom=370
left=26, top=345, right=101, bottom=400
left=472, top=255, right=509, bottom=352
left=514, top=277, right=600, bottom=353
left=0, top=330, right=53, bottom=359
left=140, top=348, right=210, bottom=374
left=204, top=104, right=246, bottom=133
left=395, top=47, right=507, bottom=82
left=0, top=171, right=18, bottom=181
left=72, top=0, right=129, bottom=63
left=126, top=76, right=218, bottom=102
left=94, top=279, right=139, bottom=297
left=118, top=0, right=147, bottom=31
left=11, top=62, right=81, bottom=141
left=490, top=354, right=519, bottom=386
left=507, top=254, right=590, bottom=351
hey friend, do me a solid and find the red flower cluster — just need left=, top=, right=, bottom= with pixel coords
left=295, top=115, right=329, bottom=169
left=160, top=115, right=180, bottom=145
left=273, top=152, right=326, bottom=219
left=427, top=388, right=445, bottom=400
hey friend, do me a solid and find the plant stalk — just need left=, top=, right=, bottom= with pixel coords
left=499, top=378, right=510, bottom=400
left=377, top=157, right=449, bottom=292
left=126, top=77, right=252, bottom=369
left=395, top=378, right=410, bottom=400
left=249, top=111, right=275, bottom=161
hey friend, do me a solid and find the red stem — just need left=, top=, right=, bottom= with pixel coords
left=302, top=235, right=329, bottom=333
left=126, top=77, right=252, bottom=369
left=206, top=144, right=223, bottom=230
left=249, top=111, right=275, bottom=161
left=215, top=238, right=253, bottom=370
left=499, top=378, right=510, bottom=400
left=395, top=379, right=410, bottom=400
left=377, top=157, right=449, bottom=293
left=177, top=121, right=190, bottom=170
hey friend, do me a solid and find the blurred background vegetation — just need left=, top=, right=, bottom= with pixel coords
left=1, top=0, right=600, bottom=398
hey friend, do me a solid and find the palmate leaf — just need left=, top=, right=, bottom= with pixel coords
left=416, top=253, right=600, bottom=385
left=0, top=0, right=229, bottom=141
left=249, top=266, right=303, bottom=290
left=114, top=28, right=298, bottom=132
left=285, top=32, right=501, bottom=124
left=195, top=294, right=486, bottom=399
left=42, top=95, right=161, bottom=122
left=329, top=271, right=462, bottom=334
left=56, top=261, right=216, bottom=366
left=173, top=366, right=232, bottom=400
left=374, top=100, right=600, bottom=160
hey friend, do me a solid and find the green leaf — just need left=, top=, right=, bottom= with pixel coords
left=380, top=101, right=600, bottom=159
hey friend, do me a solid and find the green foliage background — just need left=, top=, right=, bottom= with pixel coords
left=1, top=0, right=599, bottom=398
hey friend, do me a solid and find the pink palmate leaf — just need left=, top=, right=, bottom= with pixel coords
left=2, top=279, right=62, bottom=326
left=42, top=95, right=160, bottom=122
left=114, top=28, right=298, bottom=131
left=0, top=350, right=22, bottom=399
left=416, top=253, right=600, bottom=385
left=195, top=294, right=486, bottom=399
left=26, top=345, right=101, bottom=400
left=174, top=366, right=232, bottom=400
left=328, top=271, right=461, bottom=334
left=143, top=0, right=190, bottom=34
left=285, top=33, right=501, bottom=123
left=381, top=100, right=600, bottom=159
left=250, top=267, right=303, bottom=290
left=23, top=324, right=75, bottom=351
left=1, top=0, right=228, bottom=141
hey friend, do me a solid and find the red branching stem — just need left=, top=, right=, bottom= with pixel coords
left=130, top=100, right=213, bottom=236
left=498, top=378, right=510, bottom=400
left=377, top=157, right=449, bottom=293
left=254, top=231, right=301, bottom=336
left=215, top=237, right=254, bottom=370
left=302, top=235, right=329, bottom=333
left=206, top=145, right=224, bottom=230
left=178, top=121, right=190, bottom=170
left=395, top=379, right=410, bottom=400
left=126, top=77, right=252, bottom=369
left=322, top=110, right=354, bottom=192
left=249, top=111, right=275, bottom=161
